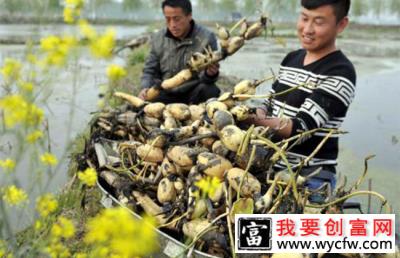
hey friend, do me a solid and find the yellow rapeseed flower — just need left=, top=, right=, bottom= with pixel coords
left=89, top=29, right=115, bottom=59
left=97, top=99, right=105, bottom=109
left=26, top=53, right=38, bottom=64
left=26, top=130, right=43, bottom=143
left=40, top=35, right=78, bottom=67
left=18, top=81, right=34, bottom=92
left=40, top=153, right=58, bottom=166
left=40, top=36, right=60, bottom=51
left=46, top=52, right=65, bottom=66
left=64, top=0, right=84, bottom=24
left=78, top=19, right=97, bottom=40
left=62, top=35, right=78, bottom=47
left=51, top=216, right=75, bottom=239
left=0, top=94, right=25, bottom=107
left=85, top=207, right=158, bottom=257
left=107, top=64, right=127, bottom=82
left=63, top=7, right=75, bottom=24
left=75, top=253, right=88, bottom=258
left=26, top=104, right=44, bottom=126
left=90, top=247, right=111, bottom=258
left=0, top=94, right=27, bottom=127
left=36, top=193, right=58, bottom=217
left=2, top=185, right=28, bottom=206
left=66, top=0, right=84, bottom=9
left=77, top=167, right=97, bottom=187
left=0, top=159, right=16, bottom=172
left=0, top=94, right=44, bottom=128
left=35, top=220, right=43, bottom=231
left=195, top=176, right=221, bottom=198
left=45, top=240, right=71, bottom=258
left=0, top=58, right=22, bottom=82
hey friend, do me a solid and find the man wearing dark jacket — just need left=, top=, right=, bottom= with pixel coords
left=139, top=0, right=220, bottom=104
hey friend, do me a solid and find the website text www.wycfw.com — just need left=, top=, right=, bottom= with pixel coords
left=235, top=214, right=395, bottom=253
left=277, top=237, right=393, bottom=253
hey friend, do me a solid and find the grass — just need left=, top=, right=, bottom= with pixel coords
left=111, top=44, right=149, bottom=97
left=15, top=128, right=103, bottom=256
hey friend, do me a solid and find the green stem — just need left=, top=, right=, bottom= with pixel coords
left=237, top=145, right=256, bottom=200
left=237, top=124, right=253, bottom=157
left=350, top=155, right=375, bottom=192
left=255, top=135, right=299, bottom=201
left=224, top=184, right=236, bottom=258
left=306, top=190, right=390, bottom=213
left=158, top=211, right=188, bottom=229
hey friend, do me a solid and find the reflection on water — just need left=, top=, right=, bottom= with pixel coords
left=338, top=70, right=400, bottom=234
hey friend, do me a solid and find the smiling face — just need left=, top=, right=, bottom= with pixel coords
left=297, top=4, right=348, bottom=56
left=163, top=5, right=192, bottom=40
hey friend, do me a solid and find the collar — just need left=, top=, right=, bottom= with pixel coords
left=165, top=20, right=195, bottom=41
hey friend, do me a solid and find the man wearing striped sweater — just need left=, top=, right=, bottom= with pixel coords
left=248, top=0, right=355, bottom=202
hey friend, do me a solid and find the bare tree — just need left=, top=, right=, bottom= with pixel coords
left=198, top=0, right=215, bottom=11
left=244, top=0, right=257, bottom=15
left=48, top=0, right=62, bottom=10
left=123, top=0, right=143, bottom=19
left=1, top=0, right=24, bottom=15
left=265, top=0, right=297, bottom=15
left=351, top=0, right=366, bottom=17
left=219, top=0, right=236, bottom=13
left=88, top=0, right=111, bottom=20
left=147, top=0, right=163, bottom=10
left=391, top=0, right=400, bottom=17
left=368, top=0, right=384, bottom=19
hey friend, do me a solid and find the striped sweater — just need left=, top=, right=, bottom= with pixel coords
left=266, top=49, right=356, bottom=170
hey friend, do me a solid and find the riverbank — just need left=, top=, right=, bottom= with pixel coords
left=1, top=19, right=399, bottom=45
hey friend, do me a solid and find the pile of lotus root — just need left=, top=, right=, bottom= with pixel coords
left=76, top=15, right=397, bottom=258
left=77, top=85, right=396, bottom=258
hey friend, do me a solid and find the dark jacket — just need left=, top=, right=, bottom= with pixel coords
left=141, top=20, right=219, bottom=93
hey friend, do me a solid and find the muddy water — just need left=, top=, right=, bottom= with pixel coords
left=0, top=24, right=147, bottom=42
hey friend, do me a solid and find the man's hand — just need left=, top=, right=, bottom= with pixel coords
left=245, top=107, right=268, bottom=126
left=205, top=63, right=219, bottom=77
left=138, top=88, right=149, bottom=100
left=245, top=107, right=293, bottom=138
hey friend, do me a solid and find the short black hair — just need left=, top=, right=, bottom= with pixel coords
left=162, top=0, right=192, bottom=15
left=301, top=0, right=350, bottom=22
